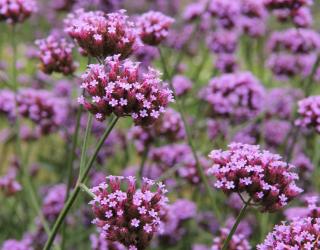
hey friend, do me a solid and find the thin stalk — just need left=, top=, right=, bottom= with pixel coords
left=191, top=47, right=210, bottom=82
left=158, top=48, right=221, bottom=220
left=221, top=199, right=251, bottom=250
left=44, top=116, right=119, bottom=250
left=138, top=146, right=149, bottom=179
left=61, top=106, right=83, bottom=250
left=79, top=183, right=96, bottom=199
left=158, top=48, right=170, bottom=80
left=79, top=113, right=93, bottom=177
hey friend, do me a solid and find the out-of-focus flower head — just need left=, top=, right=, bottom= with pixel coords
left=257, top=217, right=320, bottom=249
left=90, top=176, right=168, bottom=250
left=206, top=119, right=229, bottom=140
left=264, top=0, right=313, bottom=11
left=0, top=89, right=16, bottom=121
left=183, top=0, right=207, bottom=22
left=284, top=195, right=320, bottom=220
left=263, top=119, right=291, bottom=147
left=172, top=75, right=192, bottom=97
left=35, top=35, right=78, bottom=76
left=64, top=9, right=137, bottom=58
left=208, top=0, right=241, bottom=29
left=207, top=30, right=238, bottom=54
left=17, top=88, right=68, bottom=135
left=267, top=28, right=320, bottom=54
left=214, top=54, right=238, bottom=73
left=1, top=237, right=33, bottom=250
left=42, top=184, right=66, bottom=222
left=0, top=0, right=37, bottom=24
left=295, top=96, right=320, bottom=133
left=208, top=143, right=303, bottom=212
left=137, top=11, right=174, bottom=46
left=232, top=124, right=260, bottom=145
left=265, top=87, right=303, bottom=119
left=199, top=72, right=265, bottom=122
left=90, top=233, right=126, bottom=250
left=79, top=55, right=174, bottom=126
left=0, top=167, right=21, bottom=197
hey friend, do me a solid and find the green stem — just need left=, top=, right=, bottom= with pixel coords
left=44, top=116, right=119, bottom=250
left=158, top=48, right=170, bottom=80
left=138, top=146, right=149, bottom=180
left=79, top=113, right=93, bottom=177
left=79, top=183, right=96, bottom=199
left=221, top=198, right=251, bottom=250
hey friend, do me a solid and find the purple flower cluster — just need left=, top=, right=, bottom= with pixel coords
left=64, top=9, right=137, bottom=58
left=172, top=75, right=192, bottom=97
left=264, top=0, right=313, bottom=10
left=0, top=89, right=16, bottom=121
left=90, top=233, right=126, bottom=250
left=0, top=167, right=21, bottom=197
left=211, top=227, right=251, bottom=250
left=35, top=35, right=77, bottom=76
left=207, top=30, right=238, bottom=54
left=17, top=88, right=68, bottom=135
left=90, top=176, right=168, bottom=250
left=285, top=195, right=320, bottom=220
left=257, top=217, right=320, bottom=249
left=214, top=54, right=238, bottom=74
left=295, top=96, right=320, bottom=133
left=267, top=28, right=320, bottom=54
left=1, top=238, right=33, bottom=250
left=208, top=143, right=303, bottom=212
left=0, top=0, right=37, bottom=24
left=200, top=72, right=265, bottom=121
left=263, top=119, right=291, bottom=147
left=42, top=184, right=66, bottom=222
left=137, top=11, right=174, bottom=46
left=78, top=55, right=174, bottom=126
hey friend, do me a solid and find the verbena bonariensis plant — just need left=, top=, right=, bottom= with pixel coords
left=2, top=0, right=320, bottom=249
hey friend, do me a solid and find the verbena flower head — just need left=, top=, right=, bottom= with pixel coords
left=17, top=88, right=68, bottom=135
left=263, top=119, right=291, bottom=147
left=0, top=89, right=16, bottom=121
left=208, top=0, right=241, bottom=29
left=42, top=184, right=66, bottom=222
left=285, top=195, right=320, bottom=220
left=265, top=88, right=303, bottom=119
left=90, top=233, right=126, bottom=250
left=257, top=217, right=320, bottom=249
left=208, top=143, right=303, bottom=212
left=79, top=55, right=174, bottom=126
left=0, top=0, right=37, bottom=24
left=295, top=96, right=320, bottom=133
left=292, top=6, right=313, bottom=27
left=0, top=168, right=21, bottom=197
left=137, top=11, right=174, bottom=46
left=199, top=72, right=265, bottom=121
left=264, top=0, right=313, bottom=11
left=35, top=35, right=78, bottom=76
left=64, top=9, right=137, bottom=58
left=211, top=228, right=251, bottom=250
left=267, top=28, right=320, bottom=54
left=215, top=54, right=238, bottom=73
left=172, top=75, right=192, bottom=97
left=1, top=237, right=33, bottom=250
left=207, top=30, right=238, bottom=54
left=89, top=176, right=168, bottom=250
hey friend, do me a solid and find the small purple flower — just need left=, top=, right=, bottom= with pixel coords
left=172, top=75, right=192, bottom=97
left=0, top=0, right=37, bottom=24
left=295, top=96, right=320, bottom=133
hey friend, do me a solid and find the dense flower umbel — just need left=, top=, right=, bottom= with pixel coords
left=208, top=143, right=303, bottom=212
left=17, top=89, right=68, bottom=135
left=207, top=31, right=238, bottom=54
left=211, top=228, right=251, bottom=250
left=267, top=28, right=320, bottom=54
left=264, top=0, right=313, bottom=10
left=295, top=96, right=320, bottom=133
left=199, top=72, right=265, bottom=121
left=285, top=195, right=320, bottom=220
left=42, top=184, right=66, bottom=222
left=64, top=9, right=137, bottom=58
left=0, top=0, right=37, bottom=24
left=257, top=217, right=320, bottom=250
left=78, top=55, right=174, bottom=126
left=90, top=176, right=169, bottom=250
left=35, top=35, right=77, bottom=76
left=137, top=11, right=174, bottom=46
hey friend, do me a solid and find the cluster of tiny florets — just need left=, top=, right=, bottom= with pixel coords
left=0, top=89, right=16, bottom=121
left=42, top=184, right=66, bottom=222
left=199, top=72, right=265, bottom=121
left=35, top=35, right=78, bottom=75
left=207, top=31, right=238, bottom=54
left=0, top=0, right=37, bottom=24
left=78, top=55, right=174, bottom=126
left=17, top=88, right=68, bottom=135
left=172, top=75, right=192, bottom=97
left=90, top=176, right=168, bottom=250
left=264, top=0, right=313, bottom=10
left=257, top=217, right=320, bottom=249
left=295, top=96, right=320, bottom=133
left=267, top=28, right=320, bottom=54
left=137, top=11, right=174, bottom=46
left=208, top=143, right=303, bottom=212
left=64, top=9, right=137, bottom=58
